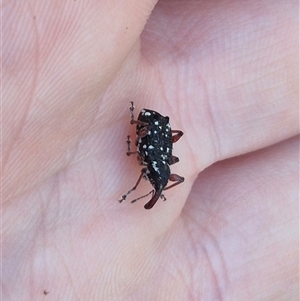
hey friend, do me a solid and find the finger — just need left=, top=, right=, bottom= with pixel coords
left=137, top=0, right=298, bottom=169
left=182, top=135, right=298, bottom=299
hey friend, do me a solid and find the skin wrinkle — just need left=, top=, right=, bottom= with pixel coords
left=204, top=88, right=223, bottom=162
left=182, top=210, right=222, bottom=299
left=204, top=227, right=229, bottom=299
left=3, top=3, right=40, bottom=166
left=182, top=217, right=202, bottom=297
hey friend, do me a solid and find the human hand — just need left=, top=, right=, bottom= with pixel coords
left=3, top=0, right=298, bottom=300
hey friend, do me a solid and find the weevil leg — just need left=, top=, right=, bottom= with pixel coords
left=118, top=168, right=147, bottom=203
left=171, top=130, right=184, bottom=143
left=131, top=190, right=154, bottom=204
left=129, top=101, right=149, bottom=127
left=169, top=155, right=179, bottom=165
left=164, top=174, right=185, bottom=191
left=129, top=101, right=135, bottom=120
left=126, top=135, right=139, bottom=156
left=138, top=126, right=151, bottom=139
left=160, top=194, right=166, bottom=201
left=130, top=187, right=166, bottom=209
left=125, top=136, right=146, bottom=167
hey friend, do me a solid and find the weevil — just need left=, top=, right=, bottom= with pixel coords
left=119, top=102, right=184, bottom=209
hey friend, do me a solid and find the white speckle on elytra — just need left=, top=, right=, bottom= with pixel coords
left=148, top=131, right=151, bottom=135
left=166, top=147, right=170, bottom=153
left=152, top=161, right=160, bottom=173
left=154, top=130, right=157, bottom=134
left=154, top=121, right=159, bottom=125
left=167, top=123, right=171, bottom=128
left=148, top=145, right=154, bottom=149
left=160, top=147, right=163, bottom=151
left=141, top=109, right=145, bottom=114
left=145, top=112, right=151, bottom=116
left=143, top=144, right=147, bottom=149
left=145, top=151, right=148, bottom=155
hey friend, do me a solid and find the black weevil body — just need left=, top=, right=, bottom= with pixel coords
left=119, top=102, right=184, bottom=209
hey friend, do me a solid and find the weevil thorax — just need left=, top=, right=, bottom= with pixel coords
left=136, top=108, right=173, bottom=191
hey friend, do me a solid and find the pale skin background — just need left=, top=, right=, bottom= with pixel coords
left=3, top=0, right=299, bottom=300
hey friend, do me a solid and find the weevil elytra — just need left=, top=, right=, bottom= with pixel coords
left=119, top=102, right=184, bottom=209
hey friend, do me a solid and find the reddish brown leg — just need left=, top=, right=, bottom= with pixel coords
left=129, top=102, right=150, bottom=138
left=136, top=125, right=150, bottom=138
left=172, top=130, right=183, bottom=143
left=129, top=101, right=148, bottom=125
left=131, top=190, right=154, bottom=204
left=169, top=155, right=179, bottom=165
left=130, top=187, right=167, bottom=209
left=130, top=119, right=149, bottom=127
left=126, top=136, right=139, bottom=156
left=119, top=168, right=147, bottom=202
left=164, top=174, right=185, bottom=191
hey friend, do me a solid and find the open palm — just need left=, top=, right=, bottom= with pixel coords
left=3, top=1, right=298, bottom=300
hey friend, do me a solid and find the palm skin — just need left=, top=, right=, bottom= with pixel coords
left=3, top=0, right=298, bottom=300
